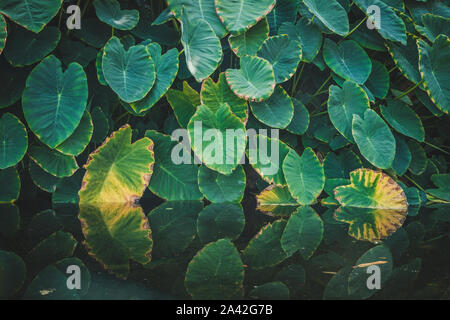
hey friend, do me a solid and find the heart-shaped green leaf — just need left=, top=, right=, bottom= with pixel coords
left=0, top=113, right=27, bottom=169
left=302, top=0, right=349, bottom=36
left=228, top=18, right=269, bottom=57
left=93, top=0, right=139, bottom=30
left=198, top=165, right=246, bottom=203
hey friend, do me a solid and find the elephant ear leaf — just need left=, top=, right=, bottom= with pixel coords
left=0, top=113, right=28, bottom=170
left=426, top=174, right=450, bottom=202
left=180, top=11, right=222, bottom=82
left=102, top=36, right=156, bottom=103
left=79, top=125, right=154, bottom=205
left=0, top=0, right=62, bottom=33
left=93, top=0, right=139, bottom=30
left=302, top=0, right=349, bottom=36
left=0, top=15, right=6, bottom=54
left=228, top=18, right=269, bottom=58
left=215, top=0, right=276, bottom=34
left=22, top=55, right=88, bottom=149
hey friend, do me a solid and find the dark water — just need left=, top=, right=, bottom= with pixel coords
left=1, top=184, right=449, bottom=300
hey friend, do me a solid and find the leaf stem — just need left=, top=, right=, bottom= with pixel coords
left=312, top=75, right=332, bottom=97
left=344, top=16, right=368, bottom=39
left=404, top=175, right=425, bottom=191
left=291, top=62, right=305, bottom=96
left=394, top=80, right=423, bottom=100
left=423, top=141, right=450, bottom=155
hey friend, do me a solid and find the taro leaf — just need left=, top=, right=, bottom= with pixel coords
left=426, top=174, right=450, bottom=202
left=348, top=245, right=393, bottom=299
left=282, top=148, right=325, bottom=205
left=328, top=81, right=370, bottom=142
left=324, top=150, right=362, bottom=180
left=416, top=14, right=450, bottom=43
left=323, top=39, right=372, bottom=85
left=93, top=0, right=139, bottom=30
left=0, top=58, right=28, bottom=109
left=22, top=55, right=88, bottom=149
left=0, top=0, right=62, bottom=33
left=0, top=14, right=6, bottom=54
left=275, top=264, right=306, bottom=292
left=323, top=266, right=353, bottom=300
left=391, top=134, right=412, bottom=176
left=166, top=81, right=199, bottom=128
left=353, top=0, right=406, bottom=45
left=0, top=167, right=20, bottom=203
left=365, top=60, right=389, bottom=99
left=147, top=201, right=203, bottom=257
left=281, top=206, right=324, bottom=259
left=0, top=205, right=20, bottom=238
left=257, top=35, right=302, bottom=83
left=266, top=0, right=298, bottom=34
left=145, top=130, right=202, bottom=201
left=201, top=73, right=248, bottom=123
left=28, top=209, right=63, bottom=242
left=386, top=38, right=421, bottom=85
left=152, top=7, right=174, bottom=26
left=52, top=170, right=84, bottom=205
left=185, top=239, right=244, bottom=299
left=334, top=168, right=408, bottom=210
left=250, top=85, right=294, bottom=128
left=286, top=98, right=309, bottom=135
left=79, top=125, right=154, bottom=204
left=25, top=231, right=77, bottom=273
left=406, top=139, right=427, bottom=175
left=4, top=26, right=60, bottom=67
left=278, top=17, right=323, bottom=62
left=79, top=204, right=152, bottom=279
left=302, top=0, right=349, bottom=36
left=29, top=145, right=78, bottom=178
left=0, top=113, right=27, bottom=169
left=55, top=111, right=93, bottom=156
left=418, top=35, right=450, bottom=114
left=352, top=109, right=396, bottom=169
left=180, top=13, right=222, bottom=82
left=228, top=18, right=269, bottom=57
left=0, top=250, right=26, bottom=299
left=256, top=185, right=299, bottom=217
left=198, top=165, right=246, bottom=203
left=247, top=134, right=291, bottom=186
left=197, top=203, right=245, bottom=244
left=380, top=100, right=424, bottom=142
left=215, top=0, right=276, bottom=34
left=102, top=36, right=156, bottom=103
left=242, top=220, right=288, bottom=270
left=126, top=44, right=179, bottom=114
left=248, top=282, right=290, bottom=300
left=72, top=18, right=111, bottom=48
left=334, top=207, right=407, bottom=242
left=58, top=39, right=97, bottom=68
left=23, top=258, right=90, bottom=300
left=225, top=55, right=276, bottom=102
left=187, top=104, right=247, bottom=175
left=349, top=26, right=386, bottom=52
left=91, top=106, right=110, bottom=144
left=167, top=0, right=227, bottom=38
left=416, top=89, right=444, bottom=117
left=29, top=158, right=60, bottom=193
left=96, top=50, right=107, bottom=86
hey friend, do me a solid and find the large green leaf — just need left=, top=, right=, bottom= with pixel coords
left=426, top=174, right=450, bottom=202
left=278, top=17, right=322, bottom=62
left=0, top=113, right=27, bottom=169
left=126, top=44, right=179, bottom=115
left=0, top=250, right=26, bottom=299
left=185, top=239, right=244, bottom=299
left=406, top=140, right=427, bottom=175
left=102, top=36, right=155, bottom=103
left=256, top=185, right=299, bottom=216
left=0, top=167, right=20, bottom=203
left=328, top=81, right=370, bottom=142
left=22, top=55, right=88, bottom=149
left=0, top=0, right=62, bottom=33
left=28, top=145, right=78, bottom=178
left=267, top=0, right=298, bottom=34
left=187, top=104, right=247, bottom=175
left=364, top=60, right=390, bottom=100
left=145, top=130, right=203, bottom=201
left=380, top=100, right=425, bottom=142
left=166, top=81, right=199, bottom=128
left=55, top=111, right=93, bottom=156
left=180, top=12, right=222, bottom=82
left=416, top=14, right=450, bottom=43
left=3, top=26, right=60, bottom=67
left=201, top=72, right=248, bottom=123
left=250, top=85, right=294, bottom=128
left=257, top=34, right=302, bottom=83
left=282, top=148, right=325, bottom=205
left=323, top=39, right=372, bottom=85
left=418, top=35, right=450, bottom=114
left=228, top=18, right=269, bottom=57
left=93, top=0, right=139, bottom=30
left=352, top=109, right=396, bottom=169
left=286, top=98, right=310, bottom=135
left=281, top=206, right=324, bottom=259
left=29, top=160, right=60, bottom=193
left=198, top=165, right=246, bottom=203
left=391, top=133, right=411, bottom=176
left=215, top=0, right=276, bottom=34
left=79, top=125, right=153, bottom=204
left=324, top=150, right=362, bottom=179
left=334, top=168, right=408, bottom=210
left=386, top=38, right=421, bottom=85
left=0, top=15, right=6, bottom=54
left=302, top=0, right=349, bottom=36
left=79, top=204, right=152, bottom=279
left=248, top=282, right=290, bottom=300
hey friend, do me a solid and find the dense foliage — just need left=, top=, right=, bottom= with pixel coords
left=0, top=0, right=449, bottom=300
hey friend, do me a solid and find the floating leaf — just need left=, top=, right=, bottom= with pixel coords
left=102, top=36, right=155, bottom=103
left=226, top=55, right=275, bottom=102
left=198, top=165, right=246, bottom=203
left=79, top=125, right=154, bottom=204
left=93, top=0, right=139, bottom=30
left=91, top=106, right=110, bottom=144
left=302, top=0, right=349, bottom=36
left=0, top=167, right=20, bottom=203
left=406, top=140, right=427, bottom=175
left=283, top=148, right=325, bottom=205
left=185, top=239, right=244, bottom=299
left=0, top=250, right=26, bottom=299
left=0, top=113, right=27, bottom=169
left=167, top=81, right=199, bottom=128
left=256, top=185, right=299, bottom=216
left=22, top=55, right=88, bottom=149
left=29, top=145, right=78, bottom=178
left=55, top=111, right=93, bottom=156
left=334, top=168, right=408, bottom=210
left=228, top=18, right=269, bottom=57
left=391, top=134, right=412, bottom=176
left=380, top=100, right=424, bottom=142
